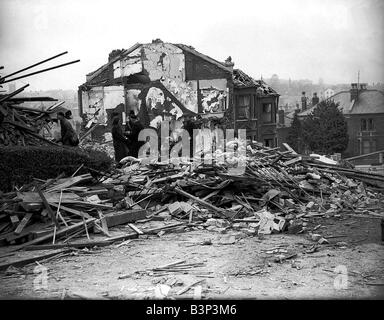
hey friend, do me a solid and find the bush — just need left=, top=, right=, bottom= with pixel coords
left=0, top=146, right=113, bottom=192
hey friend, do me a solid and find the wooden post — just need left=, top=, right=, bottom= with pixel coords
left=34, top=183, right=59, bottom=227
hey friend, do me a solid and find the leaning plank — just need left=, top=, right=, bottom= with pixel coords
left=14, top=213, right=33, bottom=235
left=11, top=218, right=97, bottom=251
left=153, top=259, right=186, bottom=270
left=127, top=223, right=143, bottom=235
left=142, top=222, right=187, bottom=235
left=174, top=187, right=231, bottom=218
left=284, top=157, right=302, bottom=166
left=22, top=231, right=139, bottom=251
left=17, top=192, right=80, bottom=204
left=49, top=203, right=92, bottom=219
left=282, top=143, right=298, bottom=155
left=46, top=174, right=93, bottom=192
left=0, top=249, right=72, bottom=271
left=34, top=183, right=58, bottom=227
left=98, top=210, right=110, bottom=236
left=104, top=209, right=147, bottom=228
left=177, top=279, right=206, bottom=295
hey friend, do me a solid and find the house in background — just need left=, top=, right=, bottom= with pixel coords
left=232, top=69, right=279, bottom=147
left=298, top=83, right=384, bottom=165
left=323, top=88, right=335, bottom=99
left=79, top=39, right=280, bottom=147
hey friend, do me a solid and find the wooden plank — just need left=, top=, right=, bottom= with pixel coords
left=45, top=174, right=93, bottom=192
left=26, top=232, right=140, bottom=251
left=104, top=209, right=147, bottom=228
left=39, top=173, right=65, bottom=190
left=17, top=192, right=80, bottom=204
left=345, top=149, right=384, bottom=161
left=153, top=259, right=186, bottom=270
left=283, top=157, right=302, bottom=166
left=63, top=200, right=113, bottom=210
left=177, top=279, right=206, bottom=295
left=11, top=218, right=97, bottom=251
left=0, top=249, right=72, bottom=271
left=174, top=187, right=231, bottom=218
left=282, top=143, right=298, bottom=155
left=127, top=223, right=143, bottom=235
left=34, top=183, right=58, bottom=227
left=49, top=203, right=92, bottom=219
left=14, top=213, right=33, bottom=235
left=142, top=222, right=187, bottom=235
left=98, top=210, right=110, bottom=236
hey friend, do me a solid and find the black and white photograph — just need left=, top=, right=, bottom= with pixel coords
left=0, top=0, right=383, bottom=306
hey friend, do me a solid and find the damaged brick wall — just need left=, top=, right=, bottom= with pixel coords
left=80, top=41, right=234, bottom=125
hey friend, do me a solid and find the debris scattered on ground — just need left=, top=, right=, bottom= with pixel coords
left=1, top=140, right=384, bottom=270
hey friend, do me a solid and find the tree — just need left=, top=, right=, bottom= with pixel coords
left=287, top=112, right=303, bottom=153
left=301, top=100, right=348, bottom=154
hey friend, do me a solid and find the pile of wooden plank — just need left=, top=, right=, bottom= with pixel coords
left=0, top=51, right=80, bottom=146
left=0, top=99, right=65, bottom=146
left=0, top=141, right=383, bottom=255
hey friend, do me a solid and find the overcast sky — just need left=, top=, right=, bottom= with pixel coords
left=0, top=0, right=383, bottom=91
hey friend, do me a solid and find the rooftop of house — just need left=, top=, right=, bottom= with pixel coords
left=298, top=88, right=384, bottom=116
left=85, top=41, right=232, bottom=83
left=233, top=69, right=279, bottom=96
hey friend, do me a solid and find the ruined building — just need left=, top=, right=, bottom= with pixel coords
left=78, top=39, right=279, bottom=146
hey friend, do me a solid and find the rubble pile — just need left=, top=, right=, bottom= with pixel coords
left=0, top=101, right=62, bottom=146
left=1, top=140, right=383, bottom=267
left=0, top=51, right=80, bottom=147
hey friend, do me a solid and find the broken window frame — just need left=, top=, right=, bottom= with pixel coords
left=361, top=118, right=367, bottom=131
left=237, top=95, right=251, bottom=120
left=262, top=103, right=273, bottom=123
left=252, top=95, right=258, bottom=120
left=368, top=118, right=374, bottom=130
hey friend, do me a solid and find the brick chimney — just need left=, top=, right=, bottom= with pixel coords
left=350, top=83, right=368, bottom=101
left=224, top=56, right=234, bottom=72
left=108, top=49, right=125, bottom=61
left=359, top=83, right=367, bottom=90
left=278, top=109, right=285, bottom=125
left=350, top=83, right=359, bottom=101
left=312, top=92, right=319, bottom=106
left=301, top=92, right=307, bottom=111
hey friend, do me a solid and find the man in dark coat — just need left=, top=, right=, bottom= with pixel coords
left=126, top=114, right=145, bottom=158
left=112, top=116, right=129, bottom=163
left=57, top=112, right=79, bottom=146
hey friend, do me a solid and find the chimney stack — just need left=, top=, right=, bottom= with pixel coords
left=301, top=92, right=307, bottom=111
left=224, top=56, right=234, bottom=72
left=360, top=83, right=367, bottom=91
left=350, top=83, right=359, bottom=101
left=312, top=92, right=319, bottom=106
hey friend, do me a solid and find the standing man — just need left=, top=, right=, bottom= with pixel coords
left=56, top=111, right=79, bottom=146
left=126, top=113, right=144, bottom=158
left=111, top=116, right=129, bottom=163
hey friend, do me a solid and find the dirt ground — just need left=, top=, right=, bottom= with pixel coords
left=0, top=211, right=383, bottom=300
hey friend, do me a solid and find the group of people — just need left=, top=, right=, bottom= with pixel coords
left=111, top=110, right=200, bottom=164
left=111, top=111, right=145, bottom=163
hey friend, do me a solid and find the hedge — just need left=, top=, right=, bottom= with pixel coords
left=0, top=146, right=113, bottom=192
